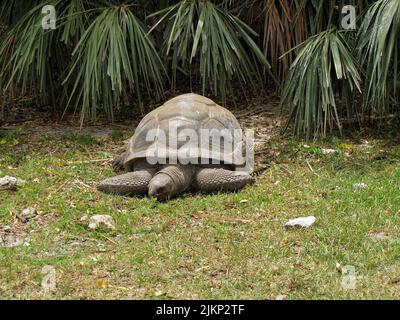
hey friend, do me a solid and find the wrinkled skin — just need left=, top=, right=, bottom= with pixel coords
left=112, top=152, right=127, bottom=173
left=98, top=155, right=254, bottom=201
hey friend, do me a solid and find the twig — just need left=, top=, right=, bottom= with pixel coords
left=306, top=160, right=320, bottom=177
left=67, top=158, right=112, bottom=165
left=236, top=106, right=274, bottom=119
left=104, top=237, right=117, bottom=245
left=195, top=266, right=210, bottom=273
left=74, top=179, right=95, bottom=190
left=1, top=118, right=35, bottom=126
left=341, top=113, right=399, bottom=125
left=278, top=164, right=292, bottom=176
left=46, top=180, right=70, bottom=199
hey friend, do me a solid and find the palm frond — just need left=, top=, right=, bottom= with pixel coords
left=0, top=0, right=41, bottom=27
left=357, top=0, right=400, bottom=114
left=60, top=0, right=88, bottom=45
left=150, top=0, right=272, bottom=103
left=64, top=5, right=166, bottom=123
left=262, top=0, right=308, bottom=81
left=280, top=29, right=362, bottom=138
left=0, top=0, right=63, bottom=105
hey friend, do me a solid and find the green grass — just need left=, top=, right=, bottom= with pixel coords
left=1, top=128, right=400, bottom=299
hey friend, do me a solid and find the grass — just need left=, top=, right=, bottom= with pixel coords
left=1, top=127, right=400, bottom=299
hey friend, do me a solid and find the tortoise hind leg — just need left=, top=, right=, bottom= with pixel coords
left=195, top=168, right=255, bottom=193
left=97, top=169, right=156, bottom=196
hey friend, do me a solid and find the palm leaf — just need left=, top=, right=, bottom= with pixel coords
left=150, top=0, right=272, bottom=103
left=357, top=0, right=400, bottom=114
left=0, top=0, right=64, bottom=106
left=262, top=0, right=308, bottom=81
left=280, top=29, right=362, bottom=138
left=64, top=5, right=166, bottom=124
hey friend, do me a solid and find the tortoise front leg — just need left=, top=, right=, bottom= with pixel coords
left=195, top=168, right=255, bottom=193
left=97, top=168, right=157, bottom=196
left=112, top=152, right=127, bottom=173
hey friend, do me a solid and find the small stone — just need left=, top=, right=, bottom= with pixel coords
left=276, top=294, right=287, bottom=300
left=88, top=215, right=115, bottom=231
left=368, top=232, right=391, bottom=241
left=2, top=226, right=12, bottom=233
left=353, top=183, right=368, bottom=190
left=321, top=148, right=337, bottom=155
left=155, top=290, right=164, bottom=297
left=0, top=234, right=26, bottom=248
left=285, top=216, right=316, bottom=229
left=0, top=176, right=24, bottom=191
left=18, top=207, right=37, bottom=223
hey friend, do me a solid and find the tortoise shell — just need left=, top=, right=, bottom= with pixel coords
left=124, top=93, right=246, bottom=169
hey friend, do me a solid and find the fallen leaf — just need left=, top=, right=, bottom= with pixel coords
left=96, top=279, right=108, bottom=289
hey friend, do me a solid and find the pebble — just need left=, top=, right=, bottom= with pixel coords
left=0, top=234, right=28, bottom=248
left=88, top=215, right=116, bottom=231
left=321, top=148, right=337, bottom=155
left=0, top=176, right=25, bottom=191
left=18, top=207, right=37, bottom=223
left=285, top=216, right=316, bottom=229
left=353, top=183, right=368, bottom=190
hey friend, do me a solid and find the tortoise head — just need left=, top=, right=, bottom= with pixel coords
left=148, top=173, right=176, bottom=201
left=148, top=165, right=194, bottom=201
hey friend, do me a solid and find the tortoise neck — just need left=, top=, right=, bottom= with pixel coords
left=159, top=165, right=195, bottom=192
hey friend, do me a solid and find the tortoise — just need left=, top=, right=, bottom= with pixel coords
left=97, top=93, right=254, bottom=200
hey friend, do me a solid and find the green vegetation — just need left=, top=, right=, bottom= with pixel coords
left=280, top=29, right=361, bottom=139
left=1, top=128, right=400, bottom=299
left=1, top=1, right=399, bottom=137
left=1, top=0, right=400, bottom=300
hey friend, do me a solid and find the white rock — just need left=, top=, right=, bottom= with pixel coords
left=18, top=207, right=37, bottom=222
left=285, top=216, right=316, bottom=229
left=368, top=232, right=391, bottom=241
left=88, top=215, right=115, bottom=231
left=0, top=176, right=18, bottom=191
left=353, top=182, right=368, bottom=190
left=155, top=290, right=165, bottom=297
left=0, top=234, right=26, bottom=248
left=2, top=226, right=12, bottom=233
left=321, top=148, right=337, bottom=155
left=0, top=176, right=26, bottom=191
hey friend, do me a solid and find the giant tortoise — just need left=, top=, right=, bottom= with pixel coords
left=97, top=93, right=254, bottom=200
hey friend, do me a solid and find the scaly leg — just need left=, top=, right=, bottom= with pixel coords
left=97, top=168, right=156, bottom=196
left=112, top=152, right=127, bottom=173
left=195, top=168, right=254, bottom=193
